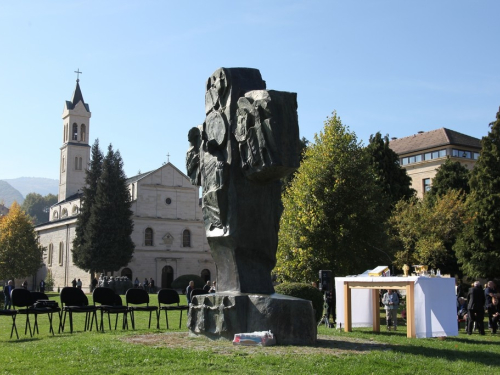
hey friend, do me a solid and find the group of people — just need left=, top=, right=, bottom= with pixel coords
left=458, top=280, right=500, bottom=335
left=71, top=278, right=83, bottom=289
left=186, top=280, right=216, bottom=304
left=133, top=277, right=156, bottom=293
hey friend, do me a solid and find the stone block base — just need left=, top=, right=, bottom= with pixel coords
left=187, top=293, right=317, bottom=345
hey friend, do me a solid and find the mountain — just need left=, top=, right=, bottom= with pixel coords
left=0, top=180, right=24, bottom=207
left=2, top=177, right=59, bottom=197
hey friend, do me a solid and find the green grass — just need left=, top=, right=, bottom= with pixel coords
left=1, top=293, right=499, bottom=374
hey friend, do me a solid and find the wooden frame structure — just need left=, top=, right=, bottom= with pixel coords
left=343, top=280, right=416, bottom=338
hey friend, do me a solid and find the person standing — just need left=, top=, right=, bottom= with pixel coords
left=382, top=289, right=400, bottom=331
left=3, top=280, right=14, bottom=309
left=22, top=280, right=28, bottom=290
left=76, top=278, right=82, bottom=289
left=39, top=279, right=46, bottom=293
left=203, top=280, right=211, bottom=293
left=186, top=281, right=194, bottom=304
left=467, top=281, right=486, bottom=335
left=149, top=278, right=155, bottom=293
left=134, top=277, right=140, bottom=288
left=91, top=277, right=98, bottom=292
left=72, top=278, right=77, bottom=288
left=485, top=280, right=499, bottom=331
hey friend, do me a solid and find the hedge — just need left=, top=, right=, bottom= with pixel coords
left=171, top=274, right=205, bottom=292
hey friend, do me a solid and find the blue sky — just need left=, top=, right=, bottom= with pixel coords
left=1, top=1, right=499, bottom=180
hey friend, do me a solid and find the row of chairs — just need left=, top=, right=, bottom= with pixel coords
left=1, top=287, right=191, bottom=339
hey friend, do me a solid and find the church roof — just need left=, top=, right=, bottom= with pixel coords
left=65, top=80, right=90, bottom=112
left=389, top=128, right=481, bottom=156
left=126, top=170, right=155, bottom=184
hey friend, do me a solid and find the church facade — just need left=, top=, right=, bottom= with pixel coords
left=34, top=80, right=214, bottom=292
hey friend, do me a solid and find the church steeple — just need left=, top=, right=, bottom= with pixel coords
left=57, top=75, right=92, bottom=204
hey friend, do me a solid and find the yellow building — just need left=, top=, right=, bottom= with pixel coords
left=389, top=128, right=481, bottom=198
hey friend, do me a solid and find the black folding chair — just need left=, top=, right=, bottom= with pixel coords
left=157, top=289, right=189, bottom=329
left=0, top=309, right=18, bottom=339
left=92, top=287, right=129, bottom=332
left=60, top=287, right=98, bottom=333
left=11, top=288, right=56, bottom=337
left=125, top=288, right=158, bottom=330
left=30, top=291, right=62, bottom=335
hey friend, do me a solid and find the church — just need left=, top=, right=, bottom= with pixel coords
left=34, top=80, right=214, bottom=292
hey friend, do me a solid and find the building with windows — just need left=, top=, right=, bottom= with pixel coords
left=389, top=128, right=481, bottom=198
left=34, top=80, right=214, bottom=291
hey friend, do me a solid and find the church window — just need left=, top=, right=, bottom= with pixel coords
left=58, top=242, right=64, bottom=265
left=64, top=124, right=67, bottom=142
left=145, top=228, right=153, bottom=246
left=61, top=208, right=68, bottom=218
left=48, top=243, right=53, bottom=266
left=75, top=157, right=78, bottom=170
left=182, top=229, right=191, bottom=247
left=165, top=197, right=172, bottom=205
left=72, top=123, right=78, bottom=141
left=53, top=211, right=59, bottom=220
left=72, top=205, right=79, bottom=215
left=79, top=157, right=82, bottom=170
left=62, top=157, right=65, bottom=172
left=81, top=124, right=86, bottom=142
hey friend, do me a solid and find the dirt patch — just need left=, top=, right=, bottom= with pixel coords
left=122, top=332, right=390, bottom=356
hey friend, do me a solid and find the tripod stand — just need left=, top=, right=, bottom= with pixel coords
left=317, top=291, right=331, bottom=328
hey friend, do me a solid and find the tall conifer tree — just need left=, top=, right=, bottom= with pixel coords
left=454, top=106, right=500, bottom=279
left=73, top=142, right=134, bottom=274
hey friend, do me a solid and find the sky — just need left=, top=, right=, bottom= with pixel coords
left=1, top=1, right=499, bottom=181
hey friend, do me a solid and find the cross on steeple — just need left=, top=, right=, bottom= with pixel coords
left=167, top=153, right=170, bottom=163
left=74, top=69, right=83, bottom=82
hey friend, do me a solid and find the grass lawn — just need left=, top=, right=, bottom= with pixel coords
left=0, top=292, right=499, bottom=374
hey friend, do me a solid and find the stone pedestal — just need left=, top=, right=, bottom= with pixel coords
left=187, top=292, right=317, bottom=345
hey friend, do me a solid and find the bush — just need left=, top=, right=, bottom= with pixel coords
left=171, top=274, right=205, bottom=292
left=275, top=282, right=324, bottom=322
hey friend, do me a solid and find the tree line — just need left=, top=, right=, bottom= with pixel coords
left=275, top=106, right=500, bottom=282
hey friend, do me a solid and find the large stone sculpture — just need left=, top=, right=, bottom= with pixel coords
left=186, top=68, right=316, bottom=345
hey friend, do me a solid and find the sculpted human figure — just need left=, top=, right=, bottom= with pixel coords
left=187, top=68, right=299, bottom=294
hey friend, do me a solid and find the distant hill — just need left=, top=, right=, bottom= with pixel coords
left=2, top=177, right=59, bottom=197
left=0, top=180, right=24, bottom=207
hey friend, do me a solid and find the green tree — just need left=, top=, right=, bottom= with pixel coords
left=365, top=132, right=415, bottom=206
left=390, top=190, right=467, bottom=275
left=73, top=139, right=103, bottom=272
left=427, top=157, right=470, bottom=206
left=454, top=107, right=500, bottom=279
left=0, top=202, right=44, bottom=280
left=73, top=143, right=134, bottom=274
left=281, top=136, right=309, bottom=191
left=275, top=112, right=388, bottom=282
left=21, top=193, right=58, bottom=224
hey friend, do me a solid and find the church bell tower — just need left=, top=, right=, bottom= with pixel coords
left=59, top=76, right=91, bottom=202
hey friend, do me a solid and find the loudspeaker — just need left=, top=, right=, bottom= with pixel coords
left=319, top=270, right=332, bottom=292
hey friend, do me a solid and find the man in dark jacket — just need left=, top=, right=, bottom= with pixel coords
left=467, top=281, right=486, bottom=335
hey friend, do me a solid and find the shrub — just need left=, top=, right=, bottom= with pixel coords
left=275, top=282, right=324, bottom=321
left=171, top=274, right=205, bottom=292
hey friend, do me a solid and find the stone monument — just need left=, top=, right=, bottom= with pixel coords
left=186, top=68, right=316, bottom=345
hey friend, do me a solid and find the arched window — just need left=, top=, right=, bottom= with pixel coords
left=61, top=208, right=68, bottom=218
left=58, top=242, right=64, bottom=265
left=75, top=157, right=78, bottom=170
left=48, top=243, right=53, bottom=266
left=182, top=229, right=191, bottom=247
left=80, top=124, right=86, bottom=142
left=121, top=268, right=132, bottom=280
left=64, top=124, right=67, bottom=142
left=201, top=269, right=211, bottom=282
left=72, top=123, right=78, bottom=140
left=53, top=211, right=59, bottom=220
left=145, top=228, right=153, bottom=246
left=79, top=157, right=82, bottom=170
left=72, top=205, right=79, bottom=215
left=62, top=157, right=65, bottom=172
